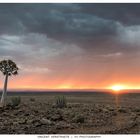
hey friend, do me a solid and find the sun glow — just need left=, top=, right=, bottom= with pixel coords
left=110, top=85, right=125, bottom=92
left=57, top=84, right=72, bottom=89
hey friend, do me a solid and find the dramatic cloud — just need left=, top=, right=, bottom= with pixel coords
left=0, top=3, right=140, bottom=89
left=117, top=25, right=140, bottom=46
left=79, top=3, right=140, bottom=25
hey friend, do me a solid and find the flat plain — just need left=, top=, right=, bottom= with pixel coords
left=0, top=91, right=139, bottom=134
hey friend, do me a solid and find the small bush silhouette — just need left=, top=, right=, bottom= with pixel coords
left=11, top=97, right=21, bottom=107
left=72, top=114, right=85, bottom=123
left=30, top=98, right=35, bottom=102
left=55, top=95, right=67, bottom=108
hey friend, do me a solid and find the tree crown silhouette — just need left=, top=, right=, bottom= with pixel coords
left=0, top=60, right=18, bottom=76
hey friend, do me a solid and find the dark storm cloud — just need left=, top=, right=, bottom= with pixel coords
left=0, top=3, right=140, bottom=57
left=79, top=3, right=140, bottom=25
left=0, top=4, right=121, bottom=36
left=0, top=4, right=118, bottom=54
left=0, top=4, right=81, bottom=35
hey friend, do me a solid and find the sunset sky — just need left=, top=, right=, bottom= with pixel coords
left=1, top=3, right=140, bottom=90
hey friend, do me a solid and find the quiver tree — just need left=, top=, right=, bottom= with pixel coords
left=0, top=60, right=18, bottom=106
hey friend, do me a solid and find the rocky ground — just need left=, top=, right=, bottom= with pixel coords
left=0, top=94, right=139, bottom=134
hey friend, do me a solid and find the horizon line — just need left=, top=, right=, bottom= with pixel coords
left=0, top=88, right=140, bottom=91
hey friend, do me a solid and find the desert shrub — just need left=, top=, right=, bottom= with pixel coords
left=70, top=112, right=76, bottom=118
left=11, top=96, right=21, bottom=107
left=118, top=107, right=127, bottom=113
left=55, top=95, right=67, bottom=108
left=72, top=114, right=85, bottom=123
left=30, top=97, right=35, bottom=102
left=133, top=108, right=140, bottom=112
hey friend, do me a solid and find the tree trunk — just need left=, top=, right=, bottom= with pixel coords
left=0, top=74, right=8, bottom=106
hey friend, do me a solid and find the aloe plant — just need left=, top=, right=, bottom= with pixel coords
left=55, top=95, right=67, bottom=108
left=11, top=96, right=21, bottom=107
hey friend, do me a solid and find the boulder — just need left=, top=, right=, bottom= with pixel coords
left=40, top=118, right=53, bottom=125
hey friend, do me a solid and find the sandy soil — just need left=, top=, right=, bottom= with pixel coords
left=0, top=92, right=139, bottom=134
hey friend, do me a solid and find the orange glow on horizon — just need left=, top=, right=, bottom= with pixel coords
left=1, top=75, right=140, bottom=90
left=5, top=84, right=140, bottom=91
left=107, top=84, right=140, bottom=92
left=57, top=84, right=73, bottom=89
left=110, top=85, right=125, bottom=92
